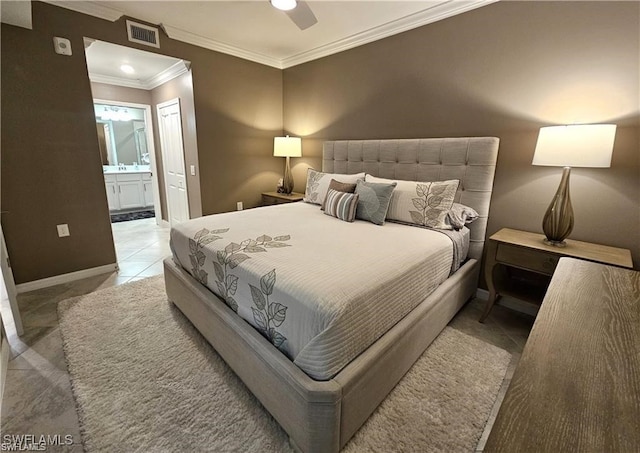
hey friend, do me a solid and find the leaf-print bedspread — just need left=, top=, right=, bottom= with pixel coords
left=169, top=203, right=456, bottom=380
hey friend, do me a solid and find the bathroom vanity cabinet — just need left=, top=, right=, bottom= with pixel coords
left=104, top=170, right=153, bottom=212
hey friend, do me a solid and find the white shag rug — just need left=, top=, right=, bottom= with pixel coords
left=58, top=276, right=511, bottom=453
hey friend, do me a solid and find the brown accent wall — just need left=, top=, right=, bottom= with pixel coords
left=1, top=2, right=283, bottom=284
left=283, top=1, right=640, bottom=270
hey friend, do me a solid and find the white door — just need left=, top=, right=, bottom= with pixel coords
left=158, top=99, right=189, bottom=225
left=0, top=224, right=23, bottom=337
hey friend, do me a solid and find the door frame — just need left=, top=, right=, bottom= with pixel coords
left=0, top=224, right=22, bottom=337
left=157, top=98, right=190, bottom=225
left=93, top=99, right=163, bottom=225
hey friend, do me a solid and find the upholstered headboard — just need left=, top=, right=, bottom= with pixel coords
left=322, top=137, right=499, bottom=261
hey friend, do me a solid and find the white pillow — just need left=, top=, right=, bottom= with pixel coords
left=365, top=175, right=459, bottom=229
left=304, top=169, right=365, bottom=206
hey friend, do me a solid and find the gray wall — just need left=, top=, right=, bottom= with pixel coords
left=283, top=1, right=640, bottom=270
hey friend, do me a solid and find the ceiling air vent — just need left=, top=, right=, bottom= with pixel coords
left=126, top=20, right=160, bottom=48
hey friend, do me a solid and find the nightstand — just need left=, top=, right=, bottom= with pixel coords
left=261, top=191, right=304, bottom=206
left=479, top=228, right=633, bottom=322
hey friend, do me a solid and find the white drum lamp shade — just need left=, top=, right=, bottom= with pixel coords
left=274, top=136, right=302, bottom=194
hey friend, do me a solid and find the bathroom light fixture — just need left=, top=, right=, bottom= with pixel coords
left=271, top=0, right=297, bottom=11
left=532, top=124, right=616, bottom=247
left=274, top=135, right=302, bottom=194
left=120, top=64, right=135, bottom=74
left=99, top=106, right=132, bottom=122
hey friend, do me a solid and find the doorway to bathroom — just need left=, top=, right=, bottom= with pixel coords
left=94, top=99, right=163, bottom=225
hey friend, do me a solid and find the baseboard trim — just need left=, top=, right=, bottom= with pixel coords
left=475, top=288, right=539, bottom=317
left=15, top=263, right=118, bottom=293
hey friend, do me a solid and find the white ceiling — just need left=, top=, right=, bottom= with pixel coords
left=84, top=39, right=188, bottom=90
left=46, top=0, right=496, bottom=69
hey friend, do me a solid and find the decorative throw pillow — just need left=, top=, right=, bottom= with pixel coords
left=320, top=179, right=358, bottom=211
left=304, top=169, right=365, bottom=206
left=354, top=180, right=397, bottom=225
left=323, top=189, right=359, bottom=222
left=366, top=175, right=459, bottom=229
left=445, top=203, right=479, bottom=230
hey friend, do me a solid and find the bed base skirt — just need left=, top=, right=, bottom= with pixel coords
left=164, top=257, right=480, bottom=453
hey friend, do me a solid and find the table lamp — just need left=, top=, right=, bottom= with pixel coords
left=273, top=136, right=302, bottom=194
left=532, top=124, right=616, bottom=247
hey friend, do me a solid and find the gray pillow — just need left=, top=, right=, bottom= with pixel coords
left=445, top=203, right=479, bottom=230
left=324, top=189, right=359, bottom=222
left=355, top=180, right=397, bottom=225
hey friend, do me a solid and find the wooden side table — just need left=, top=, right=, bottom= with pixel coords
left=261, top=191, right=304, bottom=206
left=479, top=228, right=633, bottom=322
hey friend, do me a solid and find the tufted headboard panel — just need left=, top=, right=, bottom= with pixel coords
left=322, top=137, right=500, bottom=261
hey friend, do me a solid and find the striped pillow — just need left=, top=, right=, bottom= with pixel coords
left=324, top=189, right=359, bottom=222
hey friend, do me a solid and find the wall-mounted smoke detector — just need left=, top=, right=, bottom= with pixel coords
left=126, top=20, right=160, bottom=48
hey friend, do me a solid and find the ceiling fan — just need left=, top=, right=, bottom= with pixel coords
left=270, top=0, right=318, bottom=30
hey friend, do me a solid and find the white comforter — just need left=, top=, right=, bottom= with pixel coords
left=170, top=202, right=454, bottom=380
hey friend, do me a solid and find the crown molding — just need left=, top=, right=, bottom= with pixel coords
left=43, top=0, right=498, bottom=70
left=144, top=60, right=190, bottom=90
left=43, top=1, right=122, bottom=22
left=281, top=0, right=499, bottom=68
left=161, top=24, right=283, bottom=69
left=89, top=73, right=145, bottom=90
left=89, top=60, right=190, bottom=90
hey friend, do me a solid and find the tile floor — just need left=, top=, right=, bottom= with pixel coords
left=0, top=219, right=535, bottom=452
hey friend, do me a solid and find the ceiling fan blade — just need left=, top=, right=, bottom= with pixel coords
left=285, top=1, right=318, bottom=30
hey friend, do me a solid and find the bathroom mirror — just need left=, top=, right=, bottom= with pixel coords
left=94, top=103, right=150, bottom=166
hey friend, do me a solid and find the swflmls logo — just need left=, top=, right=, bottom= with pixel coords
left=1, top=434, right=74, bottom=451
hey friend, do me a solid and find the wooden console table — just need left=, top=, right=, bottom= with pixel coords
left=484, top=258, right=640, bottom=452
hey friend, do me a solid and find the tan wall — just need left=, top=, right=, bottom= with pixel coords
left=91, top=82, right=152, bottom=106
left=283, top=1, right=640, bottom=270
left=1, top=2, right=283, bottom=284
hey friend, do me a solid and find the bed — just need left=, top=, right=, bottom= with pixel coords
left=164, top=137, right=499, bottom=453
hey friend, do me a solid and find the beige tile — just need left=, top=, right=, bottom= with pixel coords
left=17, top=298, right=60, bottom=328
left=115, top=247, right=140, bottom=260
left=9, top=326, right=67, bottom=372
left=126, top=249, right=170, bottom=262
left=136, top=260, right=164, bottom=277
left=116, top=261, right=156, bottom=277
left=1, top=370, right=81, bottom=442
